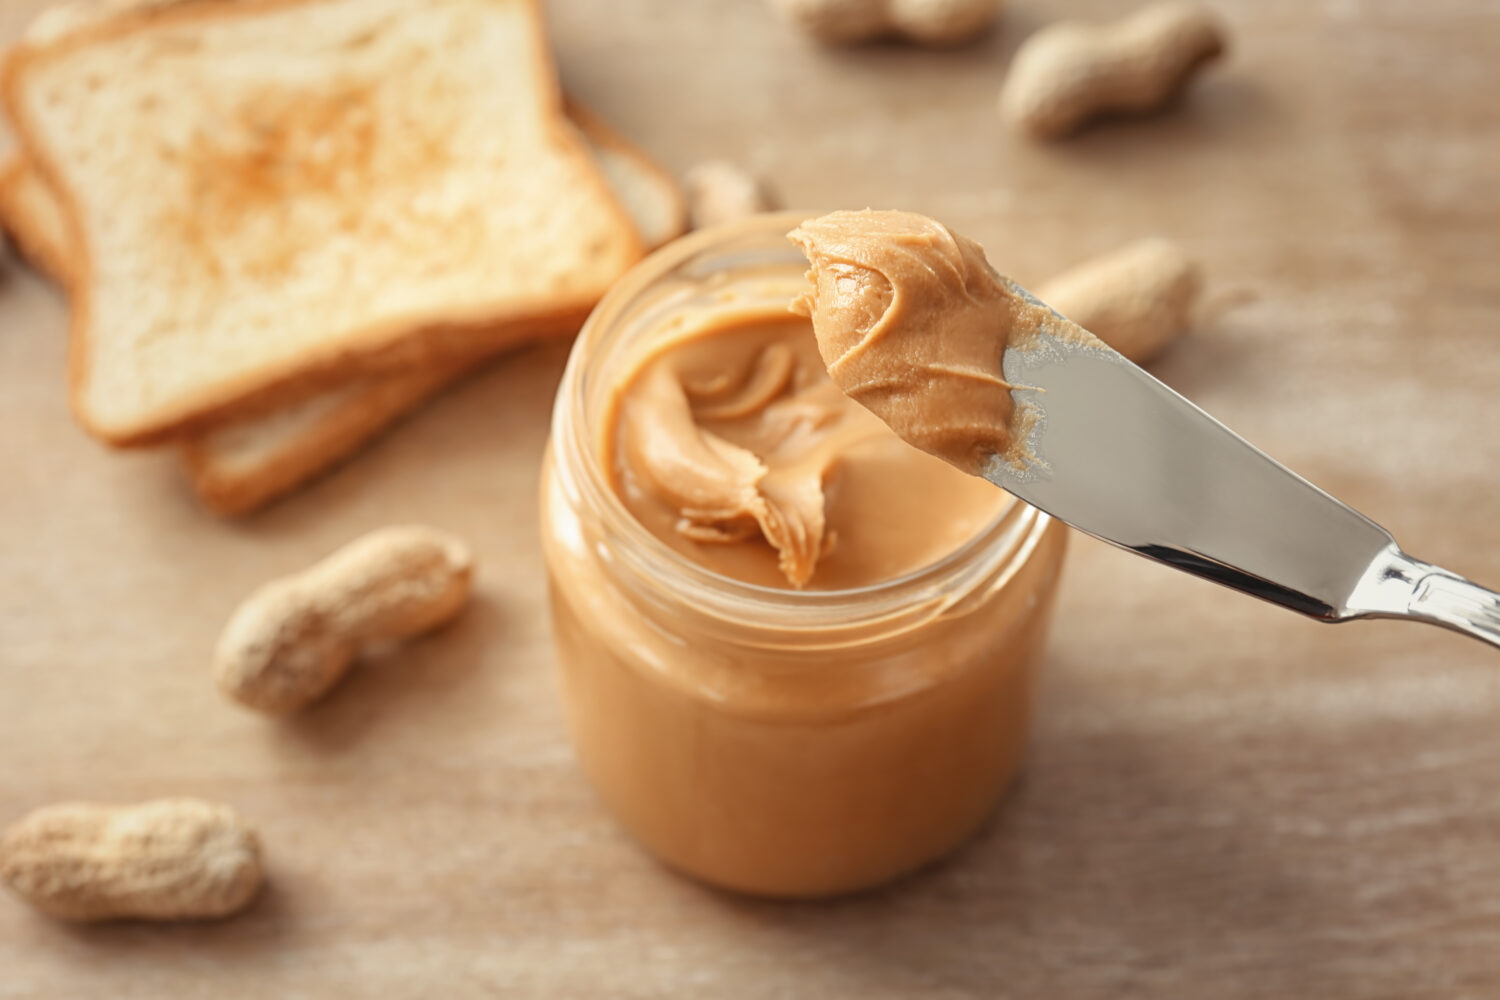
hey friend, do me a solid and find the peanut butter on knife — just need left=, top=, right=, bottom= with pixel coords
left=789, top=209, right=1103, bottom=475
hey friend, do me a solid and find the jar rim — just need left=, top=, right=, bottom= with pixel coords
left=549, top=212, right=1052, bottom=631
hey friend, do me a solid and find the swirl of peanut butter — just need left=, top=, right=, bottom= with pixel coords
left=614, top=318, right=888, bottom=587
left=789, top=209, right=1067, bottom=476
left=609, top=307, right=1010, bottom=590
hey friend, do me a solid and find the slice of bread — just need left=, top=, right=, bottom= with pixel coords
left=2, top=1, right=681, bottom=515
left=179, top=362, right=472, bottom=515
left=179, top=109, right=685, bottom=515
left=3, top=0, right=643, bottom=445
left=1, top=101, right=684, bottom=516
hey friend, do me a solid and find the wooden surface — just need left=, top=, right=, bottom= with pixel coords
left=2, top=1, right=1499, bottom=996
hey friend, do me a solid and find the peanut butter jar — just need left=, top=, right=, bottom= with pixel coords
left=539, top=213, right=1068, bottom=898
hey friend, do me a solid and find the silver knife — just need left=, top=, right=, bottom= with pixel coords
left=991, top=319, right=1500, bottom=649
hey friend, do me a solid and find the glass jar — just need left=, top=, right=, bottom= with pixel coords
left=539, top=212, right=1069, bottom=898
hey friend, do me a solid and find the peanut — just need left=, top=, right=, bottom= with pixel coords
left=999, top=2, right=1226, bottom=139
left=1036, top=238, right=1202, bottom=364
left=214, top=524, right=474, bottom=714
left=770, top=0, right=1002, bottom=45
left=0, top=799, right=263, bottom=922
left=683, top=161, right=773, bottom=231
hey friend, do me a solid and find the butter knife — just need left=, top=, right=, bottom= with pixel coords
left=992, top=316, right=1500, bottom=649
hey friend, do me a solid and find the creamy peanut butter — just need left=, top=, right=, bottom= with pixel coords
left=790, top=209, right=1100, bottom=476
left=541, top=214, right=1071, bottom=899
left=606, top=310, right=1006, bottom=589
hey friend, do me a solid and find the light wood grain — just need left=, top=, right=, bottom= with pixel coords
left=2, top=1, right=1498, bottom=996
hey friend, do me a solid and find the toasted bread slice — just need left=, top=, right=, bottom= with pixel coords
left=3, top=0, right=643, bottom=445
left=4, top=3, right=687, bottom=284
left=179, top=110, right=685, bottom=515
left=0, top=104, right=683, bottom=516
left=179, top=362, right=472, bottom=515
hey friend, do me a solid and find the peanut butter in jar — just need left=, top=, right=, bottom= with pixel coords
left=539, top=213, right=1068, bottom=898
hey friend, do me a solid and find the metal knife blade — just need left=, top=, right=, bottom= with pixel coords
left=989, top=324, right=1500, bottom=648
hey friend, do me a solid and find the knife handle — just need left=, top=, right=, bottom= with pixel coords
left=1350, top=547, right=1500, bottom=650
left=1404, top=562, right=1500, bottom=650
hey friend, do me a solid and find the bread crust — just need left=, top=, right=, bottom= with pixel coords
left=0, top=156, right=74, bottom=285
left=1, top=0, right=644, bottom=447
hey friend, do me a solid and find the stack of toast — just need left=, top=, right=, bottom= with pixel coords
left=0, top=0, right=686, bottom=513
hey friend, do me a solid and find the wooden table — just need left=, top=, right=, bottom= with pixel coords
left=2, top=1, right=1498, bottom=996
